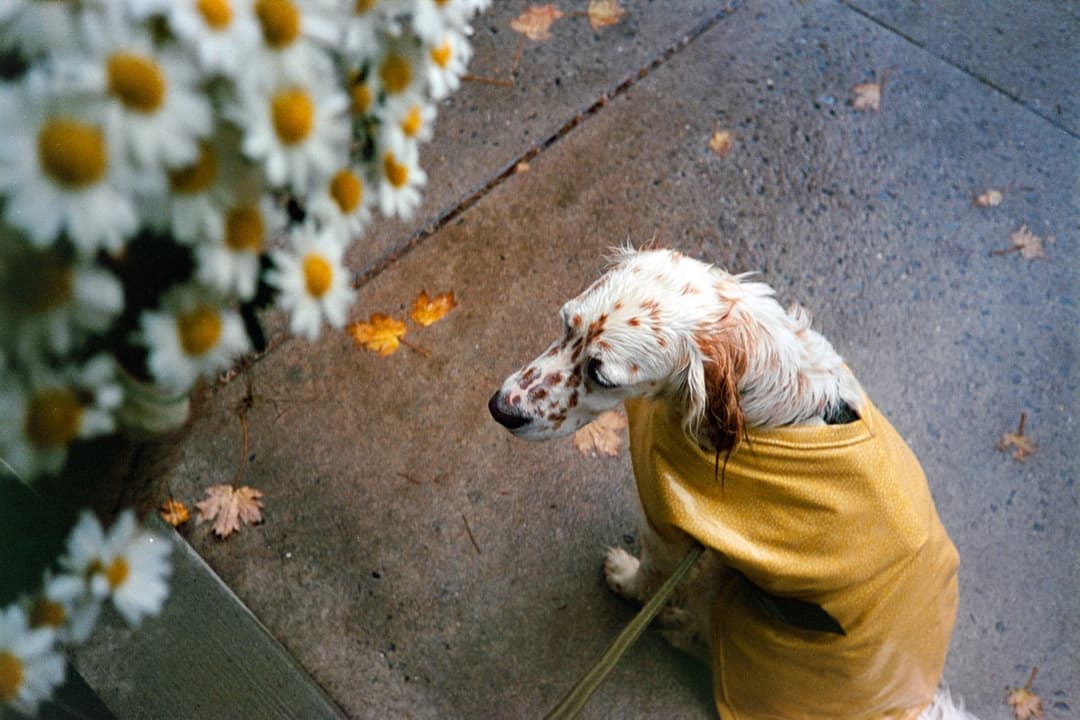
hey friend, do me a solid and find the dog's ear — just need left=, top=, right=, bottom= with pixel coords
left=695, top=332, right=746, bottom=452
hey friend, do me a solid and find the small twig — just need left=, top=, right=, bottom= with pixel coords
left=1016, top=412, right=1027, bottom=438
left=396, top=472, right=421, bottom=485
left=398, top=337, right=432, bottom=358
left=462, top=513, right=482, bottom=555
left=990, top=245, right=1022, bottom=257
left=1024, top=665, right=1039, bottom=690
left=462, top=74, right=515, bottom=88
left=512, top=34, right=525, bottom=74
left=233, top=378, right=254, bottom=486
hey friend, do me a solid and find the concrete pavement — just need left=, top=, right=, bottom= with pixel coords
left=74, top=1, right=1077, bottom=718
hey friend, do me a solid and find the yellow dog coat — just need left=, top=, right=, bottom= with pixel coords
left=625, top=397, right=959, bottom=720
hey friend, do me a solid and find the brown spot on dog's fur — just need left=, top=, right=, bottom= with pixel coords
left=518, top=366, right=539, bottom=389
left=595, top=339, right=611, bottom=352
left=543, top=372, right=563, bottom=387
left=628, top=316, right=641, bottom=327
left=528, top=386, right=548, bottom=403
left=567, top=390, right=578, bottom=408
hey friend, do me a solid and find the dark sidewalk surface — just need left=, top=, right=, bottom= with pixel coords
left=74, top=1, right=1078, bottom=718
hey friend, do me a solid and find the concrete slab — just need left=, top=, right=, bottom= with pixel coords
left=76, top=0, right=1077, bottom=718
left=847, top=0, right=1080, bottom=136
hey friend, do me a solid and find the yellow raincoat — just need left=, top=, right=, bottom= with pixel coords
left=625, top=397, right=959, bottom=720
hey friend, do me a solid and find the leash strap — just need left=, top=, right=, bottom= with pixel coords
left=544, top=543, right=705, bottom=720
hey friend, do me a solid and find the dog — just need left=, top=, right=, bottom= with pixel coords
left=489, top=248, right=975, bottom=719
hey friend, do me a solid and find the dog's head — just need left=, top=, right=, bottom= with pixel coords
left=488, top=248, right=749, bottom=450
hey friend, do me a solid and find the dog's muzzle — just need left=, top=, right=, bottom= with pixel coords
left=488, top=391, right=531, bottom=431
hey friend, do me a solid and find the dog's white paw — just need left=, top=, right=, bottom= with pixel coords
left=604, top=546, right=641, bottom=599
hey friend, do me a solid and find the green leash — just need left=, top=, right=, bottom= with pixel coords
left=544, top=543, right=705, bottom=720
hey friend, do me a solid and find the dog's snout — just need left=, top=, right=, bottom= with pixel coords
left=488, top=391, right=530, bottom=430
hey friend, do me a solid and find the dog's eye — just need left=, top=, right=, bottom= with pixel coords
left=586, top=357, right=617, bottom=389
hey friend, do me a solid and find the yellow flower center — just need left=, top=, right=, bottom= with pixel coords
left=354, top=0, right=376, bottom=12
left=303, top=254, right=333, bottom=298
left=0, top=652, right=24, bottom=703
left=430, top=41, right=452, bottom=68
left=30, top=598, right=67, bottom=628
left=197, top=0, right=233, bottom=29
left=107, top=52, right=167, bottom=113
left=177, top=305, right=223, bottom=357
left=224, top=205, right=265, bottom=252
left=329, top=169, right=362, bottom=213
left=25, top=387, right=84, bottom=449
left=105, top=557, right=130, bottom=589
left=37, top=118, right=108, bottom=189
left=350, top=81, right=372, bottom=115
left=270, top=87, right=315, bottom=145
left=255, top=0, right=300, bottom=48
left=400, top=106, right=423, bottom=137
left=168, top=142, right=217, bottom=195
left=383, top=152, right=408, bottom=188
left=27, top=250, right=73, bottom=314
left=379, top=52, right=412, bottom=95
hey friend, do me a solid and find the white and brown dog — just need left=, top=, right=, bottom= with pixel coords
left=489, top=248, right=975, bottom=719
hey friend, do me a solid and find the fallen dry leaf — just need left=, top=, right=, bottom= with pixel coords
left=1006, top=667, right=1044, bottom=720
left=511, top=4, right=564, bottom=41
left=709, top=127, right=734, bottom=157
left=572, top=410, right=628, bottom=457
left=159, top=499, right=189, bottom=527
left=588, top=0, right=627, bottom=29
left=996, top=412, right=1037, bottom=462
left=410, top=291, right=458, bottom=327
left=1006, top=225, right=1049, bottom=260
left=974, top=188, right=1005, bottom=207
left=349, top=313, right=408, bottom=356
left=196, top=484, right=264, bottom=539
left=851, top=81, right=882, bottom=111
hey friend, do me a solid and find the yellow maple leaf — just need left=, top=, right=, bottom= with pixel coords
left=1006, top=667, right=1044, bottom=720
left=410, top=290, right=458, bottom=327
left=588, top=0, right=627, bottom=30
left=996, top=412, right=1037, bottom=462
left=974, top=188, right=1005, bottom=207
left=348, top=313, right=408, bottom=356
left=195, top=484, right=264, bottom=539
left=709, top=127, right=735, bottom=157
left=159, top=499, right=189, bottom=527
left=572, top=410, right=628, bottom=457
left=511, top=4, right=564, bottom=41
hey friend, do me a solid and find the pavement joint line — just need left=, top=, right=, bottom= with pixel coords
left=351, top=3, right=745, bottom=290
left=843, top=2, right=1079, bottom=140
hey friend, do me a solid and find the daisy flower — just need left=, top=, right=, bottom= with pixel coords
left=59, top=510, right=172, bottom=627
left=0, top=605, right=65, bottom=717
left=244, top=0, right=340, bottom=88
left=370, top=37, right=428, bottom=107
left=194, top=194, right=286, bottom=300
left=1, top=241, right=124, bottom=362
left=305, top=164, right=373, bottom=242
left=27, top=572, right=100, bottom=645
left=140, top=284, right=250, bottom=393
left=75, top=16, right=214, bottom=175
left=167, top=0, right=261, bottom=78
left=0, top=72, right=138, bottom=255
left=424, top=25, right=473, bottom=100
left=409, top=0, right=481, bottom=44
left=232, top=77, right=350, bottom=194
left=382, top=97, right=436, bottom=146
left=0, top=0, right=92, bottom=57
left=340, top=0, right=399, bottom=66
left=0, top=354, right=122, bottom=481
left=266, top=223, right=355, bottom=340
left=375, top=133, right=427, bottom=220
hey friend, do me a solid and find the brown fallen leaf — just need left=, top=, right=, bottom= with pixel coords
left=709, top=126, right=734, bottom=157
left=159, top=499, right=190, bottom=527
left=196, top=484, right=264, bottom=539
left=992, top=225, right=1049, bottom=260
left=349, top=313, right=408, bottom=356
left=852, top=69, right=889, bottom=112
left=974, top=188, right=1005, bottom=207
left=511, top=4, right=564, bottom=41
left=996, top=412, right=1037, bottom=462
left=410, top=290, right=458, bottom=327
left=572, top=410, right=628, bottom=457
left=1006, top=667, right=1044, bottom=720
left=588, top=0, right=627, bottom=30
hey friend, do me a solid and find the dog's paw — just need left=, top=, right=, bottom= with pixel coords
left=657, top=606, right=709, bottom=661
left=604, top=546, right=641, bottom=599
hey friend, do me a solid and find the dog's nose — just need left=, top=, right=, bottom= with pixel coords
left=488, top=391, right=530, bottom=430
